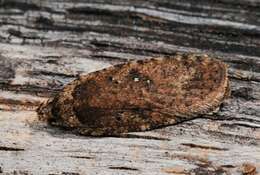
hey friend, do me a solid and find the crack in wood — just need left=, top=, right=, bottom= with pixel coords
left=49, top=172, right=80, bottom=175
left=111, top=134, right=170, bottom=141
left=0, top=146, right=25, bottom=151
left=181, top=143, right=228, bottom=151
left=69, top=155, right=94, bottom=159
left=108, top=166, right=139, bottom=171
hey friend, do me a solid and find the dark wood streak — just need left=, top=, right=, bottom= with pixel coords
left=108, top=166, right=139, bottom=171
left=181, top=143, right=229, bottom=151
left=0, top=146, right=25, bottom=151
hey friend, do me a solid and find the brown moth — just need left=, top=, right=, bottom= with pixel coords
left=37, top=53, right=230, bottom=136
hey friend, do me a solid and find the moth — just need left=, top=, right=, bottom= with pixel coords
left=37, top=53, right=229, bottom=136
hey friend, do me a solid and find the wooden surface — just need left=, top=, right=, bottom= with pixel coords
left=0, top=0, right=260, bottom=174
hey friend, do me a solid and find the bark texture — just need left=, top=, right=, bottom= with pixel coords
left=0, top=0, right=259, bottom=174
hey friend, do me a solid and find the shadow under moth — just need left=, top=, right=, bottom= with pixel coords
left=37, top=53, right=230, bottom=136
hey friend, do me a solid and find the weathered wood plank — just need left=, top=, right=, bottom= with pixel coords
left=0, top=0, right=259, bottom=174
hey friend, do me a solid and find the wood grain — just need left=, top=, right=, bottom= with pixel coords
left=0, top=0, right=259, bottom=174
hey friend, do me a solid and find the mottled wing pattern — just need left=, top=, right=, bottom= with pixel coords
left=37, top=54, right=229, bottom=136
